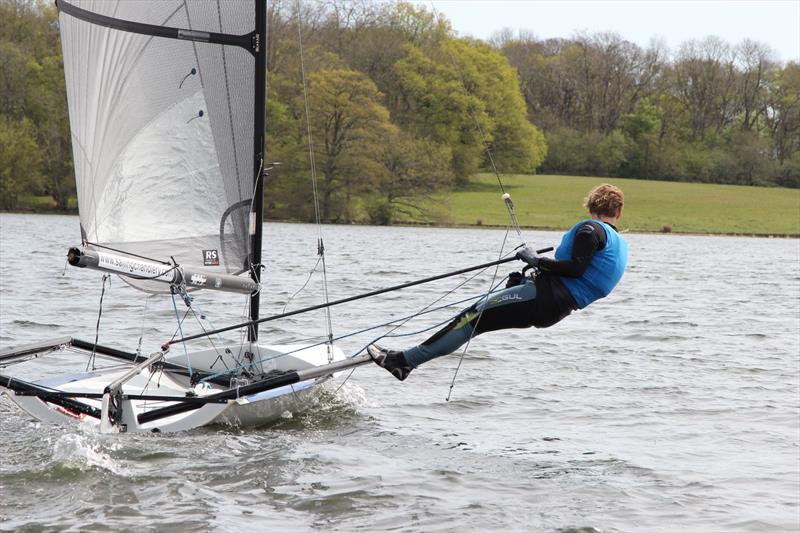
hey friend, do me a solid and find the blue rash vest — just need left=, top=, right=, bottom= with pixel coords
left=555, top=219, right=628, bottom=309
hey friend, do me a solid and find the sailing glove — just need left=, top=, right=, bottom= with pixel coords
left=506, top=271, right=524, bottom=288
left=516, top=245, right=540, bottom=267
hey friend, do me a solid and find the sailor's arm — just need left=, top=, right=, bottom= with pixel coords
left=520, top=223, right=605, bottom=277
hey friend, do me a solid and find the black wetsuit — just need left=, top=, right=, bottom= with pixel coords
left=401, top=221, right=611, bottom=368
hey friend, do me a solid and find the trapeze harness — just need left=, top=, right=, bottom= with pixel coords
left=402, top=220, right=628, bottom=368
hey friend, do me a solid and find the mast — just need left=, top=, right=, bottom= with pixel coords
left=249, top=0, right=268, bottom=342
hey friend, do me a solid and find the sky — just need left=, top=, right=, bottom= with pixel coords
left=413, top=0, right=800, bottom=63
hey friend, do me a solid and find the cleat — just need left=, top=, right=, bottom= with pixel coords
left=367, top=344, right=413, bottom=381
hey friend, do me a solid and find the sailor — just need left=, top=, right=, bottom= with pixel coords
left=368, top=183, right=628, bottom=381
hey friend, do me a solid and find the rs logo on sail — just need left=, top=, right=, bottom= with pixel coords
left=203, top=249, right=220, bottom=266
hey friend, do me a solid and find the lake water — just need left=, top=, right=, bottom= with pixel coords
left=1, top=213, right=798, bottom=532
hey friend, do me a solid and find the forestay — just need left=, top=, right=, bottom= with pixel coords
left=58, top=0, right=257, bottom=291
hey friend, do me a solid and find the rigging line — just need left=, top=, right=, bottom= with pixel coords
left=241, top=156, right=264, bottom=346
left=322, top=265, right=512, bottom=387
left=282, top=255, right=322, bottom=314
left=199, top=286, right=498, bottom=383
left=168, top=305, right=193, bottom=343
left=163, top=250, right=553, bottom=348
left=382, top=277, right=509, bottom=339
left=297, top=12, right=322, bottom=228
left=427, top=2, right=524, bottom=241
left=85, top=274, right=110, bottom=372
left=296, top=1, right=335, bottom=357
left=237, top=295, right=250, bottom=355
left=186, top=304, right=228, bottom=367
left=332, top=367, right=356, bottom=395
left=246, top=157, right=264, bottom=273
left=139, top=358, right=159, bottom=411
left=319, top=250, right=335, bottom=362
left=329, top=276, right=500, bottom=394
left=446, top=226, right=512, bottom=401
left=187, top=303, right=244, bottom=375
left=170, top=291, right=192, bottom=377
left=136, top=294, right=152, bottom=361
left=371, top=255, right=508, bottom=345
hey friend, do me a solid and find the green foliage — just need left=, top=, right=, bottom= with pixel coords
left=499, top=32, right=799, bottom=188
left=618, top=101, right=662, bottom=178
left=0, top=40, right=33, bottom=118
left=392, top=42, right=486, bottom=182
left=4, top=0, right=796, bottom=225
left=768, top=62, right=800, bottom=165
left=390, top=37, right=546, bottom=184
left=0, top=116, right=42, bottom=209
left=366, top=198, right=393, bottom=225
left=448, top=39, right=546, bottom=174
left=30, top=54, right=74, bottom=209
left=542, top=128, right=629, bottom=177
left=263, top=13, right=465, bottom=222
left=773, top=152, right=800, bottom=188
left=373, top=128, right=453, bottom=223
left=0, top=0, right=73, bottom=211
left=596, top=131, right=630, bottom=175
left=305, top=68, right=394, bottom=222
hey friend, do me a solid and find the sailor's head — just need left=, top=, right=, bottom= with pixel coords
left=584, top=184, right=624, bottom=221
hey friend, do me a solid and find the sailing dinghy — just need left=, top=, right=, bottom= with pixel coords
left=0, top=0, right=372, bottom=433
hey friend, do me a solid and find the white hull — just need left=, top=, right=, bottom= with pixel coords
left=1, top=341, right=350, bottom=434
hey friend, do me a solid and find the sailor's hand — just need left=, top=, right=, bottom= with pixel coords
left=516, top=245, right=539, bottom=267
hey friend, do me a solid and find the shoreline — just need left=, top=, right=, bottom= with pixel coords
left=385, top=220, right=800, bottom=239
left=4, top=210, right=795, bottom=238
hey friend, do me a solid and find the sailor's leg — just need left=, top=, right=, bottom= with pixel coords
left=402, top=280, right=537, bottom=368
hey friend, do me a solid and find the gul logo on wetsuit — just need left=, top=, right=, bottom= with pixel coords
left=489, top=293, right=523, bottom=305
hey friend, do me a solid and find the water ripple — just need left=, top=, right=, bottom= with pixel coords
left=1, top=215, right=798, bottom=532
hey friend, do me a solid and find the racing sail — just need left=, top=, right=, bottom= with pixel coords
left=57, top=0, right=264, bottom=293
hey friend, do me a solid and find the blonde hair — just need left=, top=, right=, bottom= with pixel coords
left=584, top=184, right=624, bottom=217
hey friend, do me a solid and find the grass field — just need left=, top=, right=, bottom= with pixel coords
left=428, top=174, right=800, bottom=236
left=8, top=175, right=800, bottom=236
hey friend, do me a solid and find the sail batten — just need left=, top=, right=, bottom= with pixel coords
left=58, top=0, right=257, bottom=292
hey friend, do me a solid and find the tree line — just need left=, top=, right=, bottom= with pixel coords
left=1, top=0, right=797, bottom=222
left=496, top=30, right=799, bottom=188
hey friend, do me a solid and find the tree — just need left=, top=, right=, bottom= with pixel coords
left=736, top=40, right=777, bottom=132
left=618, top=100, right=662, bottom=178
left=392, top=38, right=546, bottom=183
left=1, top=1, right=74, bottom=209
left=0, top=41, right=32, bottom=119
left=446, top=38, right=547, bottom=174
left=391, top=41, right=487, bottom=182
left=370, top=129, right=453, bottom=224
left=767, top=62, right=800, bottom=165
left=305, top=68, right=394, bottom=222
left=0, top=116, right=42, bottom=209
left=29, top=54, right=74, bottom=210
left=569, top=32, right=662, bottom=134
left=497, top=31, right=662, bottom=135
left=673, top=37, right=738, bottom=141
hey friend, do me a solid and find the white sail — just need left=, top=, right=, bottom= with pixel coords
left=58, top=0, right=257, bottom=290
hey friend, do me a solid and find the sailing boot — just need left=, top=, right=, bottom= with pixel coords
left=367, top=344, right=413, bottom=381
